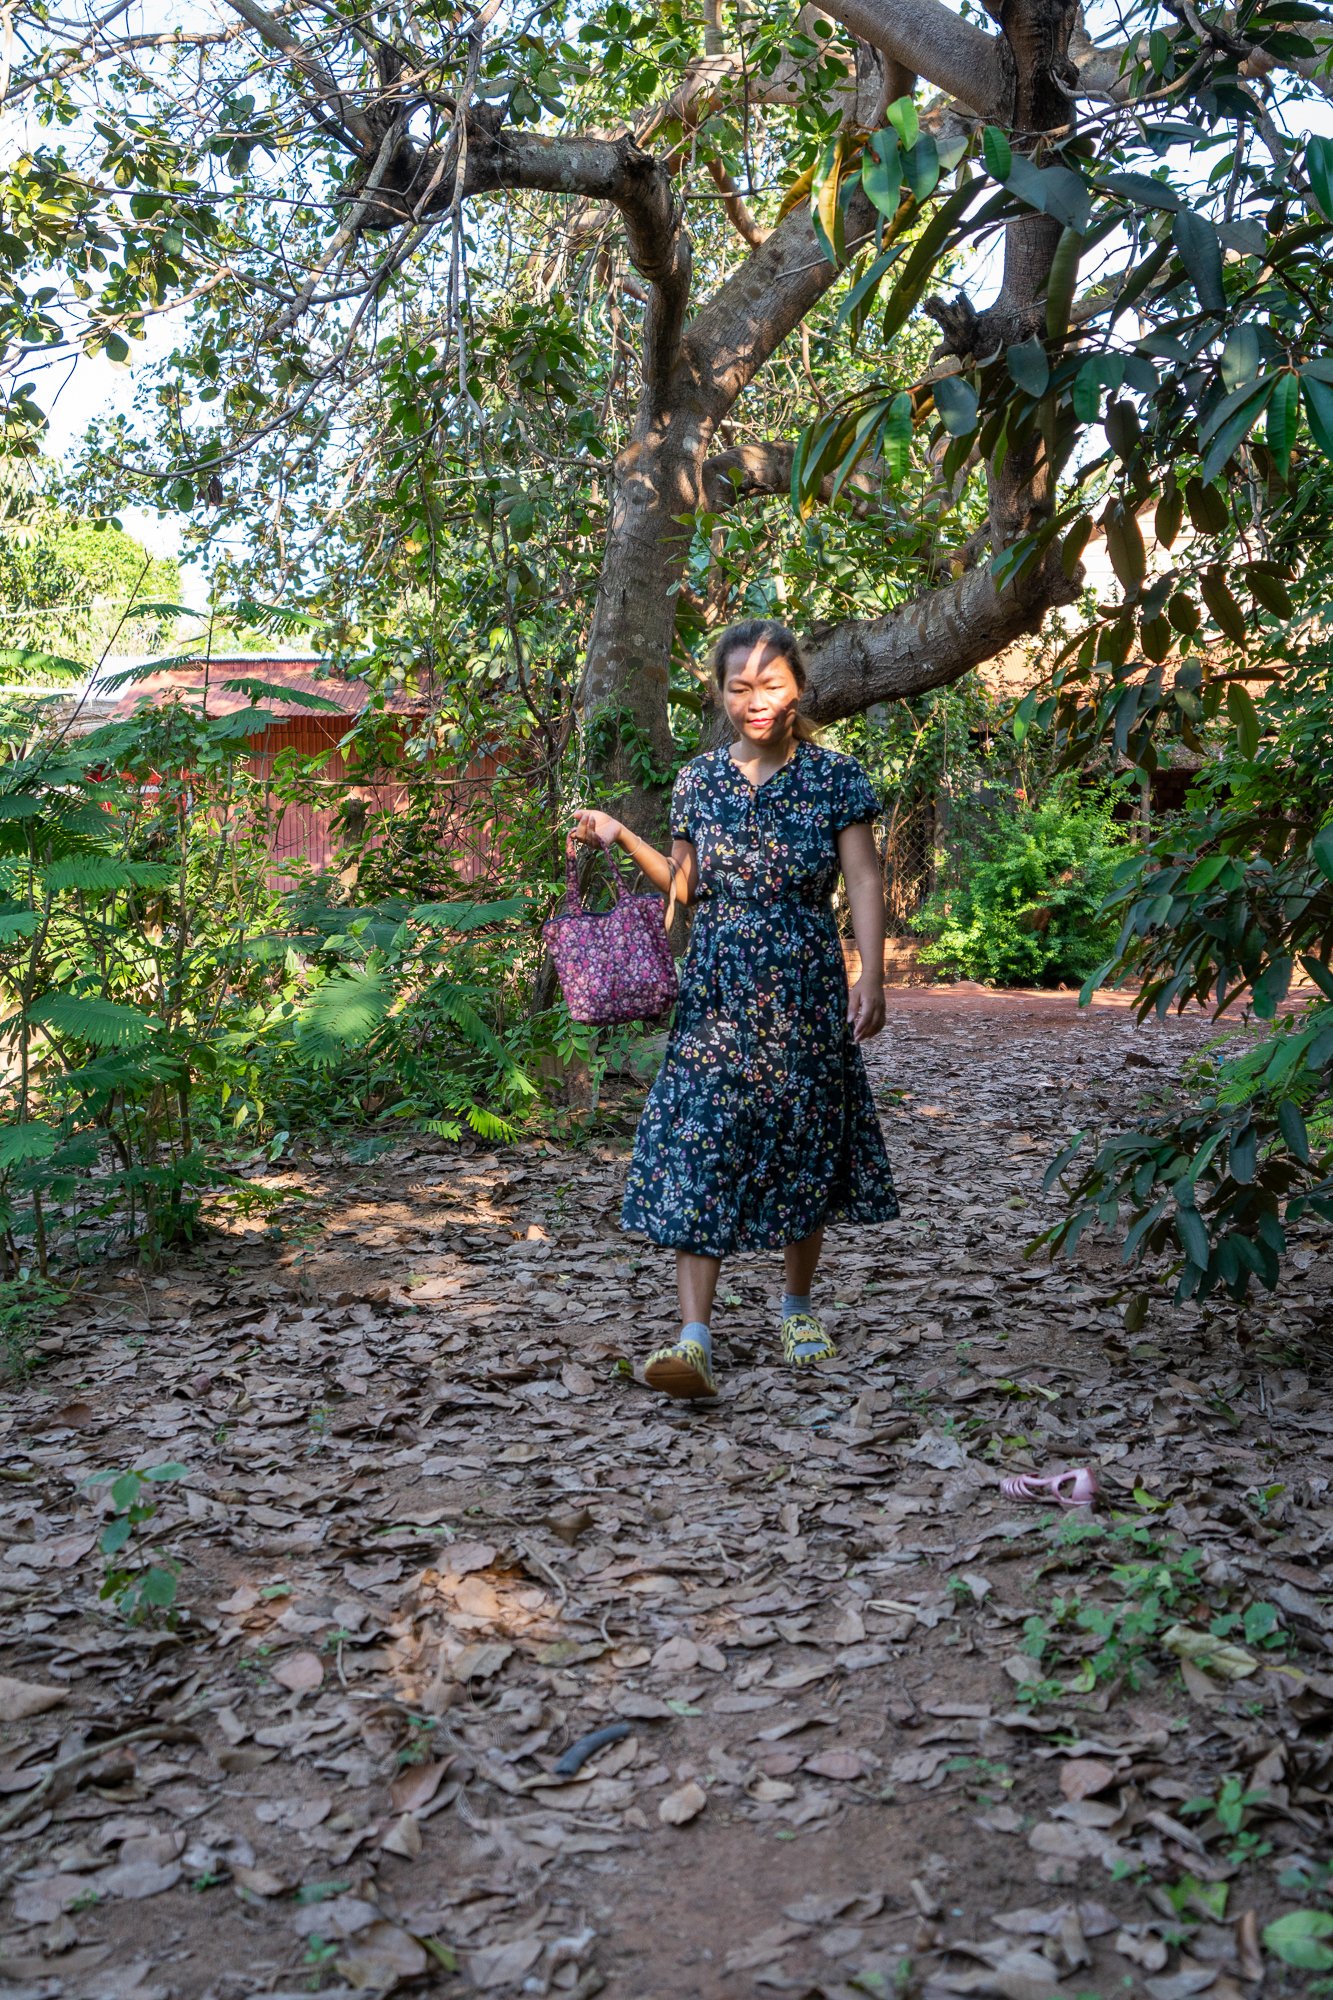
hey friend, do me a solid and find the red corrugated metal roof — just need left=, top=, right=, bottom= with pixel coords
left=100, top=655, right=428, bottom=723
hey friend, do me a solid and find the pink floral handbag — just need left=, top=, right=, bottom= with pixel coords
left=544, top=845, right=678, bottom=1026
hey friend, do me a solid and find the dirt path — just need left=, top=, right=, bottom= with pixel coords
left=2, top=993, right=1332, bottom=2000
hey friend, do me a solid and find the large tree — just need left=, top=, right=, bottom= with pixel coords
left=4, top=0, right=1333, bottom=829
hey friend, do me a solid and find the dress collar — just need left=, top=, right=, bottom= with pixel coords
left=724, top=738, right=805, bottom=792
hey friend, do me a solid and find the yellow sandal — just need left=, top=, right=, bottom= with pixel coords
left=781, top=1312, right=836, bottom=1368
left=644, top=1339, right=718, bottom=1400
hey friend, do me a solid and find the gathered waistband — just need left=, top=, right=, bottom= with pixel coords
left=696, top=892, right=835, bottom=915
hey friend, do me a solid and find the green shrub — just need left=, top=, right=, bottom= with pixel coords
left=915, top=788, right=1127, bottom=986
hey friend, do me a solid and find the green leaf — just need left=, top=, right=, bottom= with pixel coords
left=1005, top=156, right=1091, bottom=233
left=1184, top=477, right=1229, bottom=536
left=297, top=970, right=393, bottom=1062
left=1199, top=376, right=1273, bottom=483
left=1173, top=210, right=1226, bottom=312
left=139, top=1565, right=178, bottom=1609
left=0, top=1121, right=59, bottom=1167
left=885, top=96, right=918, bottom=150
left=1100, top=169, right=1184, bottom=212
left=1244, top=565, right=1293, bottom=618
left=879, top=176, right=982, bottom=346
left=1265, top=372, right=1300, bottom=480
left=1219, top=324, right=1261, bottom=391
left=1306, top=135, right=1333, bottom=222
left=1252, top=956, right=1293, bottom=1018
left=144, top=1462, right=186, bottom=1481
left=1155, top=479, right=1184, bottom=547
left=1006, top=336, right=1050, bottom=398
left=1045, top=226, right=1083, bottom=341
left=1299, top=954, right=1333, bottom=1002
left=1226, top=682, right=1260, bottom=758
left=932, top=374, right=978, bottom=437
left=218, top=678, right=343, bottom=711
left=1201, top=567, right=1247, bottom=645
left=1278, top=1098, right=1311, bottom=1165
left=901, top=134, right=939, bottom=205
left=834, top=242, right=906, bottom=339
left=100, top=1515, right=133, bottom=1555
left=1228, top=1124, right=1257, bottom=1184
left=1104, top=504, right=1146, bottom=595
left=860, top=131, right=902, bottom=222
left=1262, top=1909, right=1333, bottom=1972
left=41, top=855, right=138, bottom=896
left=1104, top=399, right=1141, bottom=461
left=408, top=898, right=529, bottom=929
left=982, top=126, right=1012, bottom=181
left=1301, top=369, right=1333, bottom=460
left=1175, top=1203, right=1210, bottom=1270
left=1072, top=360, right=1101, bottom=424
left=881, top=391, right=914, bottom=482
left=0, top=647, right=87, bottom=684
left=25, top=995, right=154, bottom=1048
left=1311, top=822, right=1333, bottom=883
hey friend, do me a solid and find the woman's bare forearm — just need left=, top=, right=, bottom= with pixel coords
left=616, top=825, right=695, bottom=906
left=846, top=873, right=885, bottom=982
left=839, top=825, right=885, bottom=984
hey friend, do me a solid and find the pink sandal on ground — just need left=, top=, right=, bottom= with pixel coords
left=999, top=1467, right=1099, bottom=1510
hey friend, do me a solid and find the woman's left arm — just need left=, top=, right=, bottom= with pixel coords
left=838, top=821, right=886, bottom=1043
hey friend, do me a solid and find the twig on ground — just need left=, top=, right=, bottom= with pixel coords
left=0, top=1701, right=210, bottom=1839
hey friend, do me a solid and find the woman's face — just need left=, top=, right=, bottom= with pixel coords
left=720, top=642, right=802, bottom=747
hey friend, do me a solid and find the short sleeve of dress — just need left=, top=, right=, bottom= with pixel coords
left=670, top=763, right=696, bottom=843
left=830, top=754, right=881, bottom=835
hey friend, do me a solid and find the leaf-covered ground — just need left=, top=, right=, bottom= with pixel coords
left=2, top=989, right=1332, bottom=2000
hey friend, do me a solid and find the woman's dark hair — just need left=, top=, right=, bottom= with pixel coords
left=710, top=618, right=819, bottom=742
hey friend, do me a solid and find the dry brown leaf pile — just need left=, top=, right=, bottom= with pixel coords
left=0, top=991, right=1330, bottom=2000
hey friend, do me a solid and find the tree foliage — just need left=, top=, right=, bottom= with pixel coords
left=2, top=0, right=1331, bottom=823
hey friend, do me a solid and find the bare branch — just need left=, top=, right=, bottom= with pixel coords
left=803, top=551, right=1078, bottom=721
left=221, top=0, right=376, bottom=151
left=705, top=157, right=769, bottom=248
left=818, top=0, right=1010, bottom=117
left=701, top=438, right=877, bottom=512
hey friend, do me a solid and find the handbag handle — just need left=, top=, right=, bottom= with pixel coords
left=566, top=837, right=678, bottom=931
left=565, top=840, right=628, bottom=911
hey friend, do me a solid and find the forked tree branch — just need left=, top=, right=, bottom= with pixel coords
left=680, top=190, right=878, bottom=422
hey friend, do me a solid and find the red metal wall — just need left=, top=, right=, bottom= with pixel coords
left=243, top=720, right=504, bottom=890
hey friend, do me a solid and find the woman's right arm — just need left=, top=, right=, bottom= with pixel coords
left=569, top=811, right=698, bottom=907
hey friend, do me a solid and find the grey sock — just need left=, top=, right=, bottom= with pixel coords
left=681, top=1320, right=712, bottom=1360
left=781, top=1293, right=826, bottom=1360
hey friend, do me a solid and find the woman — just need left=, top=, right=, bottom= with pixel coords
left=570, top=618, right=898, bottom=1399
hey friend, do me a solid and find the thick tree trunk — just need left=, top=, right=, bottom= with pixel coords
left=580, top=417, right=708, bottom=842
left=577, top=195, right=878, bottom=843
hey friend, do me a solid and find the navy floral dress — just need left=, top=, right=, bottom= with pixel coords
left=621, top=740, right=899, bottom=1257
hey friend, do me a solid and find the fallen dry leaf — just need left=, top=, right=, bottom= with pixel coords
left=381, top=1811, right=423, bottom=1858
left=1059, top=1757, right=1117, bottom=1801
left=270, top=1649, right=324, bottom=1693
left=390, top=1756, right=451, bottom=1813
left=1161, top=1624, right=1258, bottom=1680
left=336, top=1919, right=429, bottom=1989
left=658, top=1779, right=707, bottom=1826
left=0, top=1674, right=68, bottom=1721
left=3, top=994, right=1331, bottom=2000
left=467, top=1937, right=545, bottom=1988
